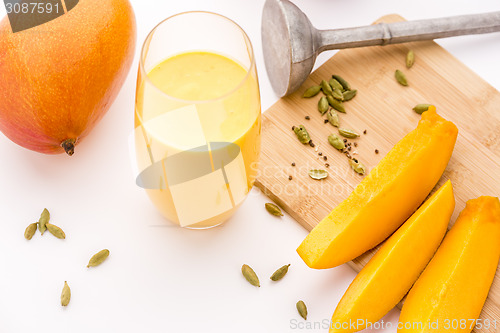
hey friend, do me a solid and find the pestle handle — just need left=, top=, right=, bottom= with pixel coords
left=318, top=11, right=500, bottom=52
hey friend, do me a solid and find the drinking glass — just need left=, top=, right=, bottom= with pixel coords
left=134, top=12, right=261, bottom=229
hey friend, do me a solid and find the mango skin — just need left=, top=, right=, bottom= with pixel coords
left=297, top=108, right=458, bottom=269
left=330, top=181, right=455, bottom=333
left=0, top=0, right=136, bottom=154
left=398, top=196, right=500, bottom=333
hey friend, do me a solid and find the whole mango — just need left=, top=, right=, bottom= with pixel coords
left=0, top=0, right=136, bottom=155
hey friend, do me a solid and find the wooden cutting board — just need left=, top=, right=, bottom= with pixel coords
left=255, top=14, right=500, bottom=331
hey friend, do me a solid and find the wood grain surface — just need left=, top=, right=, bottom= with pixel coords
left=255, top=14, right=500, bottom=332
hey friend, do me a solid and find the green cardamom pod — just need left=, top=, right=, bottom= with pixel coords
left=350, top=159, right=366, bottom=175
left=332, top=75, right=351, bottom=91
left=46, top=223, right=66, bottom=239
left=328, top=134, right=345, bottom=150
left=270, top=264, right=290, bottom=281
left=318, top=96, right=329, bottom=114
left=326, top=109, right=339, bottom=127
left=302, top=85, right=321, bottom=98
left=339, top=128, right=360, bottom=139
left=327, top=95, right=345, bottom=113
left=329, top=78, right=344, bottom=92
left=309, top=169, right=328, bottom=180
left=413, top=104, right=431, bottom=115
left=320, top=79, right=333, bottom=95
left=24, top=223, right=38, bottom=240
left=61, top=281, right=71, bottom=307
left=87, top=249, right=110, bottom=268
left=38, top=208, right=50, bottom=235
left=265, top=203, right=283, bottom=217
left=342, top=89, right=357, bottom=101
left=332, top=88, right=344, bottom=101
left=395, top=69, right=408, bottom=86
left=296, top=300, right=308, bottom=320
left=242, top=264, right=260, bottom=287
left=293, top=125, right=311, bottom=144
left=406, top=50, right=415, bottom=69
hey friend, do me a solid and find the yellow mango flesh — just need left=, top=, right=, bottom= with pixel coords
left=297, top=108, right=458, bottom=269
left=330, top=181, right=455, bottom=333
left=398, top=196, right=500, bottom=333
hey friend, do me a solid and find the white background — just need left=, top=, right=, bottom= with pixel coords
left=0, top=1, right=499, bottom=332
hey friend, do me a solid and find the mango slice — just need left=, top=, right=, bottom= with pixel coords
left=297, top=108, right=458, bottom=269
left=330, top=181, right=455, bottom=333
left=398, top=196, right=500, bottom=333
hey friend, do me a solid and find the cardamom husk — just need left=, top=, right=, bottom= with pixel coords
left=339, top=128, right=360, bottom=139
left=61, top=281, right=71, bottom=307
left=265, top=203, right=283, bottom=217
left=24, top=223, right=38, bottom=240
left=318, top=96, right=329, bottom=114
left=342, top=89, right=357, bottom=101
left=87, top=249, right=110, bottom=268
left=303, top=85, right=321, bottom=98
left=329, top=78, right=344, bottom=92
left=327, top=95, right=345, bottom=113
left=296, top=300, right=308, bottom=320
left=293, top=125, right=311, bottom=144
left=332, top=75, right=351, bottom=91
left=38, top=208, right=50, bottom=235
left=270, top=264, right=290, bottom=281
left=406, top=50, right=415, bottom=69
left=326, top=109, right=339, bottom=127
left=332, top=89, right=344, bottom=101
left=395, top=69, right=408, bottom=86
left=46, top=223, right=66, bottom=239
left=242, top=264, right=260, bottom=287
left=350, top=159, right=366, bottom=175
left=309, top=169, right=328, bottom=180
left=328, top=134, right=345, bottom=150
left=413, top=104, right=431, bottom=115
left=321, top=79, right=333, bottom=95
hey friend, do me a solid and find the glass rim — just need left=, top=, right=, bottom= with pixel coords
left=139, top=11, right=257, bottom=104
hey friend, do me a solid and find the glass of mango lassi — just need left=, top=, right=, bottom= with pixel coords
left=134, top=12, right=261, bottom=229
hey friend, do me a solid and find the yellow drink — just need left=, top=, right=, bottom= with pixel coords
left=135, top=51, right=261, bottom=228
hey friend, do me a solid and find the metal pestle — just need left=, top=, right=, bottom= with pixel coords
left=261, top=0, right=500, bottom=97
